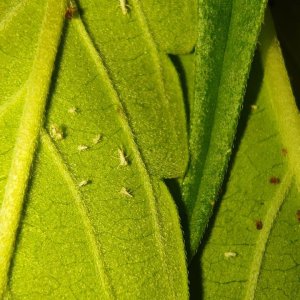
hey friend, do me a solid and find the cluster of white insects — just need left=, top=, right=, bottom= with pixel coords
left=50, top=106, right=133, bottom=198
left=59, top=1, right=133, bottom=196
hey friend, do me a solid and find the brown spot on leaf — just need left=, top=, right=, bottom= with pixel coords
left=296, top=210, right=300, bottom=222
left=269, top=176, right=280, bottom=185
left=281, top=148, right=288, bottom=156
left=256, top=220, right=263, bottom=230
left=65, top=3, right=77, bottom=19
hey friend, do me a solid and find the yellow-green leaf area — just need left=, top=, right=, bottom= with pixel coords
left=78, top=0, right=190, bottom=178
left=0, top=1, right=188, bottom=298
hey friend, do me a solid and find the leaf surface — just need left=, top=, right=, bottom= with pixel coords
left=77, top=0, right=197, bottom=178
left=0, top=0, right=192, bottom=298
left=190, top=12, right=300, bottom=299
left=181, top=0, right=268, bottom=257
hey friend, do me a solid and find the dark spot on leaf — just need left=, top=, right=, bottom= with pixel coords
left=281, top=148, right=288, bottom=156
left=296, top=210, right=300, bottom=222
left=256, top=220, right=263, bottom=230
left=269, top=176, right=280, bottom=185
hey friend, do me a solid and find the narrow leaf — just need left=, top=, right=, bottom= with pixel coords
left=182, top=0, right=268, bottom=257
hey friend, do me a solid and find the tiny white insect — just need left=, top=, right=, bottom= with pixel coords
left=224, top=252, right=237, bottom=258
left=68, top=106, right=78, bottom=114
left=120, top=187, right=133, bottom=198
left=119, top=0, right=129, bottom=15
left=118, top=148, right=128, bottom=166
left=93, top=134, right=103, bottom=145
left=78, top=144, right=89, bottom=151
left=78, top=179, right=90, bottom=187
left=251, top=104, right=258, bottom=111
left=50, top=124, right=64, bottom=141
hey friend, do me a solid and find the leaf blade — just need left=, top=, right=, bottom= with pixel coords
left=182, top=0, right=268, bottom=257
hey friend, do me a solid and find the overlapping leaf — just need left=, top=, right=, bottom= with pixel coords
left=190, top=13, right=300, bottom=299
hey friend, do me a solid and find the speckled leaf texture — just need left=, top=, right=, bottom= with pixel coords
left=189, top=12, right=300, bottom=299
left=181, top=0, right=268, bottom=258
left=0, top=0, right=197, bottom=298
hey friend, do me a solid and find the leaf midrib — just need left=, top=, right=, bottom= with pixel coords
left=41, top=131, right=116, bottom=299
left=0, top=0, right=65, bottom=295
left=189, top=1, right=233, bottom=218
left=0, top=0, right=28, bottom=31
left=260, top=12, right=300, bottom=190
left=73, top=16, right=178, bottom=298
left=132, top=0, right=178, bottom=148
left=244, top=172, right=293, bottom=299
left=245, top=13, right=300, bottom=298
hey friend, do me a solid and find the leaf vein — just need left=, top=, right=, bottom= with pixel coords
left=0, top=1, right=65, bottom=295
left=41, top=131, right=116, bottom=299
left=0, top=0, right=28, bottom=32
left=73, top=16, right=176, bottom=297
left=244, top=172, right=293, bottom=299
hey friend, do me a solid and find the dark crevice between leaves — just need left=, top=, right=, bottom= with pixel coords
left=164, top=179, right=192, bottom=259
left=44, top=19, right=68, bottom=127
left=270, top=0, right=300, bottom=109
left=188, top=51, right=264, bottom=299
left=168, top=54, right=193, bottom=134
left=166, top=52, right=195, bottom=258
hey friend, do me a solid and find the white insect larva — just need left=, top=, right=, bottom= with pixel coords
left=118, top=148, right=128, bottom=166
left=93, top=134, right=103, bottom=145
left=224, top=252, right=237, bottom=258
left=68, top=107, right=78, bottom=114
left=78, top=179, right=90, bottom=187
left=120, top=187, right=133, bottom=198
left=50, top=124, right=64, bottom=141
left=78, top=145, right=89, bottom=152
left=119, top=0, right=129, bottom=15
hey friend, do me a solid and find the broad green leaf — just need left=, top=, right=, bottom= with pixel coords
left=0, top=1, right=191, bottom=298
left=190, top=12, right=300, bottom=299
left=77, top=0, right=197, bottom=178
left=181, top=0, right=268, bottom=257
left=137, top=0, right=197, bottom=54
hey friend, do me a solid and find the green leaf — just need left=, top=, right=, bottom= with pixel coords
left=77, top=0, right=197, bottom=178
left=0, top=1, right=192, bottom=298
left=190, top=12, right=300, bottom=299
left=181, top=0, right=268, bottom=257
